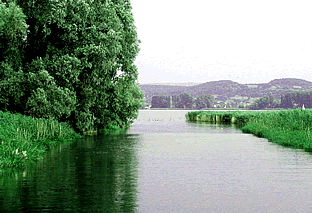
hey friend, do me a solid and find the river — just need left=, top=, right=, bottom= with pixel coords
left=1, top=110, right=312, bottom=212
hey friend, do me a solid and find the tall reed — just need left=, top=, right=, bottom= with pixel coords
left=0, top=111, right=81, bottom=168
left=242, top=109, right=312, bottom=151
left=187, top=109, right=312, bottom=152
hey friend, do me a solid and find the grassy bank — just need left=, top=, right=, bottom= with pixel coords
left=186, top=109, right=312, bottom=152
left=0, top=111, right=82, bottom=169
left=186, top=110, right=265, bottom=125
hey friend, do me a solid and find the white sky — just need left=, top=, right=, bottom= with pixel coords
left=130, top=0, right=312, bottom=84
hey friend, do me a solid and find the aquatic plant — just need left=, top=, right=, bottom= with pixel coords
left=242, top=109, right=312, bottom=151
left=0, top=111, right=81, bottom=168
left=187, top=109, right=312, bottom=152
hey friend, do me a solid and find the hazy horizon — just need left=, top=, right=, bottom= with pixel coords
left=131, top=0, right=312, bottom=85
left=138, top=77, right=311, bottom=86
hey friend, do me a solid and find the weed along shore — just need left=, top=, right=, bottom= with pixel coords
left=0, top=111, right=82, bottom=169
left=186, top=110, right=261, bottom=125
left=186, top=109, right=312, bottom=152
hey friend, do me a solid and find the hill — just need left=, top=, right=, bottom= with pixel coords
left=139, top=78, right=312, bottom=106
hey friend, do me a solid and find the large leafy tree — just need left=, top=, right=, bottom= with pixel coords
left=0, top=0, right=143, bottom=132
left=249, top=94, right=278, bottom=110
left=0, top=1, right=29, bottom=113
left=195, top=94, right=214, bottom=109
left=176, top=93, right=193, bottom=109
left=280, top=91, right=312, bottom=109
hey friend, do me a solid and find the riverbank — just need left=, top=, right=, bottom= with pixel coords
left=186, top=109, right=312, bottom=152
left=145, top=108, right=284, bottom=110
left=0, top=111, right=82, bottom=169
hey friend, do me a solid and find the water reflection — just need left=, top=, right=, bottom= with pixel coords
left=2, top=110, right=312, bottom=212
left=127, top=110, right=242, bottom=134
left=0, top=134, right=140, bottom=212
left=128, top=120, right=242, bottom=134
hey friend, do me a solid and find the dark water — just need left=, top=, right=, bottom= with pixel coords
left=1, top=110, right=312, bottom=212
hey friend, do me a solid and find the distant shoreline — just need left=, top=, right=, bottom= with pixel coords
left=141, top=108, right=284, bottom=111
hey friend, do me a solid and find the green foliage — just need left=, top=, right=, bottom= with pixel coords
left=230, top=95, right=248, bottom=100
left=195, top=94, right=214, bottom=109
left=242, top=109, right=312, bottom=151
left=0, top=1, right=29, bottom=112
left=0, top=1, right=28, bottom=67
left=186, top=110, right=263, bottom=124
left=176, top=93, right=193, bottom=109
left=151, top=95, right=171, bottom=108
left=0, top=0, right=143, bottom=132
left=238, top=102, right=246, bottom=108
left=187, top=109, right=312, bottom=152
left=0, top=110, right=81, bottom=168
left=249, top=94, right=278, bottom=109
left=280, top=91, right=312, bottom=109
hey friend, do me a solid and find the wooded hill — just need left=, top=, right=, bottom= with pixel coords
left=139, top=78, right=312, bottom=106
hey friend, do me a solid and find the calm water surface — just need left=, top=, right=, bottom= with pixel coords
left=1, top=110, right=312, bottom=212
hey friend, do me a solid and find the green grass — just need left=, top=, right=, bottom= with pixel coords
left=249, top=97, right=263, bottom=103
left=149, top=108, right=191, bottom=110
left=230, top=95, right=249, bottom=100
left=246, top=85, right=258, bottom=88
left=0, top=110, right=82, bottom=169
left=186, top=110, right=263, bottom=125
left=268, top=86, right=277, bottom=90
left=186, top=109, right=312, bottom=152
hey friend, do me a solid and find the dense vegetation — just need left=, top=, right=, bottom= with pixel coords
left=187, top=110, right=262, bottom=124
left=280, top=91, right=312, bottom=109
left=248, top=94, right=279, bottom=110
left=194, top=94, right=214, bottom=109
left=0, top=0, right=143, bottom=133
left=140, top=78, right=312, bottom=108
left=0, top=110, right=81, bottom=168
left=187, top=109, right=312, bottom=152
left=150, top=93, right=214, bottom=109
left=173, top=93, right=194, bottom=109
left=149, top=89, right=312, bottom=110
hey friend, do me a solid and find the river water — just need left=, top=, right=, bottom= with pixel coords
left=1, top=110, right=312, bottom=212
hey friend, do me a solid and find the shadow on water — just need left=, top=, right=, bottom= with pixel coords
left=0, top=133, right=141, bottom=212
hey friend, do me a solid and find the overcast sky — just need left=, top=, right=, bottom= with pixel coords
left=130, top=0, right=312, bottom=84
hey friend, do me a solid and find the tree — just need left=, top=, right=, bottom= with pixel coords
left=151, top=95, right=171, bottom=108
left=0, top=0, right=143, bottom=132
left=195, top=94, right=214, bottom=109
left=249, top=94, right=278, bottom=110
left=238, top=102, right=246, bottom=108
left=176, top=93, right=193, bottom=109
left=0, top=1, right=29, bottom=113
left=280, top=91, right=312, bottom=109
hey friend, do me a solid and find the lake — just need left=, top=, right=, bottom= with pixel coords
left=1, top=110, right=312, bottom=212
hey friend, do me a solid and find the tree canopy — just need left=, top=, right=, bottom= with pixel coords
left=280, top=91, right=312, bottom=109
left=249, top=94, right=278, bottom=110
left=195, top=94, right=214, bottom=109
left=174, top=93, right=193, bottom=109
left=0, top=0, right=143, bottom=132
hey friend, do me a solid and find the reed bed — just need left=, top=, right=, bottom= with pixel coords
left=186, top=110, right=265, bottom=125
left=0, top=111, right=81, bottom=169
left=186, top=109, right=312, bottom=152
